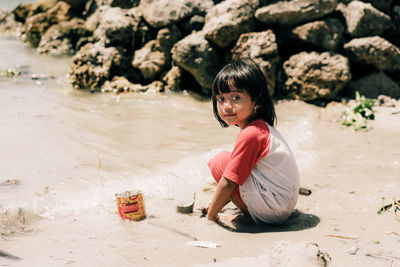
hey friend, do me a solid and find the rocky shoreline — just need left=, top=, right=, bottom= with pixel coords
left=1, top=0, right=400, bottom=103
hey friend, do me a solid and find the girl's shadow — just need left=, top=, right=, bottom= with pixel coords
left=217, top=209, right=320, bottom=233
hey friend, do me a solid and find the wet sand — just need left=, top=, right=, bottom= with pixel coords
left=1, top=100, right=399, bottom=267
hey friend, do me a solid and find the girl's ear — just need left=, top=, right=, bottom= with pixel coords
left=253, top=104, right=259, bottom=113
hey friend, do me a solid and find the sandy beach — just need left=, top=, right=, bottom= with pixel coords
left=1, top=99, right=399, bottom=267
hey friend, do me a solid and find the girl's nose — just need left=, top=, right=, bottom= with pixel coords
left=224, top=100, right=232, bottom=108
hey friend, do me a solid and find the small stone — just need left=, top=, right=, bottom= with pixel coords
left=348, top=246, right=359, bottom=255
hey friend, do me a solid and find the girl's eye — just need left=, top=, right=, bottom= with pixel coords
left=232, top=95, right=240, bottom=100
left=216, top=96, right=224, bottom=102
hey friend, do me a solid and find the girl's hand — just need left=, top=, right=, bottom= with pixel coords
left=201, top=204, right=220, bottom=222
left=207, top=212, right=220, bottom=222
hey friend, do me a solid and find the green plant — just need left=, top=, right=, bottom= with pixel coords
left=0, top=68, right=20, bottom=77
left=342, top=91, right=375, bottom=131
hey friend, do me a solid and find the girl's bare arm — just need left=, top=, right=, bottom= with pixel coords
left=207, top=177, right=237, bottom=221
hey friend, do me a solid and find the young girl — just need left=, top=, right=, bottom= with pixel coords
left=206, top=58, right=299, bottom=225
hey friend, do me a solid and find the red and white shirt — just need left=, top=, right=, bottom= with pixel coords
left=211, top=119, right=299, bottom=224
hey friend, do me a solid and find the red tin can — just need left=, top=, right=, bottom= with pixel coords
left=115, top=191, right=146, bottom=221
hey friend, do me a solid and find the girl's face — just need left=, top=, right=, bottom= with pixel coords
left=216, top=88, right=256, bottom=129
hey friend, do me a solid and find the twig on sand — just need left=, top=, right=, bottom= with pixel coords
left=325, top=234, right=357, bottom=240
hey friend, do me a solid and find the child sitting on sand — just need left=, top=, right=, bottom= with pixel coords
left=206, top=58, right=300, bottom=225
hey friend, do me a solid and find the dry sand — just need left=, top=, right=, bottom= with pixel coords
left=1, top=102, right=400, bottom=267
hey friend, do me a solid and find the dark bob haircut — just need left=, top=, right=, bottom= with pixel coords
left=211, top=58, right=276, bottom=127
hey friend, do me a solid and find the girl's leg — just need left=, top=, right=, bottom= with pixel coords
left=208, top=151, right=247, bottom=213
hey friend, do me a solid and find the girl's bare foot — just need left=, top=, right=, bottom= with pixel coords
left=218, top=213, right=254, bottom=231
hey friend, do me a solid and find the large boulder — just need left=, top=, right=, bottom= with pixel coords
left=290, top=18, right=345, bottom=51
left=230, top=30, right=279, bottom=95
left=203, top=0, right=259, bottom=48
left=68, top=43, right=122, bottom=89
left=346, top=71, right=400, bottom=99
left=139, top=0, right=213, bottom=28
left=23, top=1, right=72, bottom=47
left=93, top=6, right=141, bottom=49
left=255, top=0, right=337, bottom=27
left=132, top=25, right=181, bottom=80
left=339, top=1, right=391, bottom=37
left=171, top=31, right=223, bottom=94
left=343, top=36, right=400, bottom=72
left=37, top=18, right=92, bottom=55
left=283, top=51, right=351, bottom=101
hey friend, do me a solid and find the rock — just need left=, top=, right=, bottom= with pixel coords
left=346, top=71, right=400, bottom=99
left=376, top=95, right=397, bottom=107
left=283, top=51, right=351, bottom=101
left=132, top=25, right=181, bottom=80
left=101, top=76, right=136, bottom=93
left=68, top=43, right=122, bottom=89
left=230, top=30, right=279, bottom=95
left=0, top=11, right=24, bottom=35
left=94, top=0, right=140, bottom=9
left=171, top=31, right=223, bottom=94
left=269, top=241, right=331, bottom=267
left=340, top=1, right=391, bottom=37
left=84, top=8, right=100, bottom=32
left=255, top=0, right=338, bottom=27
left=12, top=3, right=32, bottom=23
left=23, top=1, right=72, bottom=47
left=343, top=36, right=400, bottom=72
left=28, top=0, right=58, bottom=16
left=138, top=80, right=165, bottom=93
left=203, top=0, right=259, bottom=48
left=102, top=77, right=164, bottom=93
left=290, top=18, right=345, bottom=51
left=177, top=15, right=205, bottom=34
left=162, top=66, right=184, bottom=92
left=139, top=0, right=213, bottom=28
left=37, top=18, right=92, bottom=55
left=0, top=8, right=7, bottom=22
left=93, top=6, right=141, bottom=49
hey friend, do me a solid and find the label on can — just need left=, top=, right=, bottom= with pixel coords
left=115, top=191, right=146, bottom=221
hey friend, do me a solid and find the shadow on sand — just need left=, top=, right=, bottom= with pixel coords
left=217, top=209, right=320, bottom=233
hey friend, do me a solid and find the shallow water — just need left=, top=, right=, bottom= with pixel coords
left=0, top=35, right=231, bottom=220
left=0, top=0, right=36, bottom=11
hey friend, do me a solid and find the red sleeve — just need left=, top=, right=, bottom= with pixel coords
left=222, top=121, right=270, bottom=185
